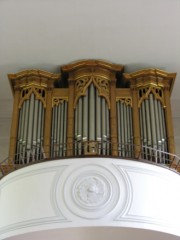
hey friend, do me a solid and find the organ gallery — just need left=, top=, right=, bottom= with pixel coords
left=6, top=60, right=177, bottom=169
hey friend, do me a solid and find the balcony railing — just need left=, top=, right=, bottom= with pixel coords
left=0, top=141, right=180, bottom=179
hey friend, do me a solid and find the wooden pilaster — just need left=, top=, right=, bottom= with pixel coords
left=110, top=77, right=118, bottom=156
left=43, top=89, right=53, bottom=158
left=131, top=87, right=141, bottom=158
left=164, top=87, right=175, bottom=155
left=67, top=80, right=75, bottom=156
left=8, top=89, right=20, bottom=163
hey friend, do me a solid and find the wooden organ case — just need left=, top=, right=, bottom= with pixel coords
left=8, top=60, right=176, bottom=166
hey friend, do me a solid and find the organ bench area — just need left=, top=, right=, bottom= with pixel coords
left=8, top=60, right=176, bottom=166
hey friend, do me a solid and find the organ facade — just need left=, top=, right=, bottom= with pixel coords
left=6, top=60, right=177, bottom=169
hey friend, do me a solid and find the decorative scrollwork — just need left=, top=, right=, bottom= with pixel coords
left=93, top=77, right=110, bottom=108
left=138, top=86, right=165, bottom=107
left=74, top=77, right=92, bottom=107
left=116, top=97, right=132, bottom=107
left=74, top=76, right=110, bottom=108
left=19, top=86, right=46, bottom=108
left=52, top=97, right=68, bottom=107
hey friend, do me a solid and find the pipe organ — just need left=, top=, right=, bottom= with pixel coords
left=8, top=60, right=176, bottom=165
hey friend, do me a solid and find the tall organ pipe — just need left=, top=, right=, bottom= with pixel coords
left=96, top=91, right=101, bottom=154
left=63, top=102, right=67, bottom=156
left=83, top=91, right=88, bottom=141
left=145, top=99, right=152, bottom=147
left=51, top=104, right=55, bottom=158
left=120, top=102, right=125, bottom=156
left=154, top=98, right=161, bottom=159
left=101, top=97, right=106, bottom=155
left=89, top=84, right=95, bottom=141
left=126, top=105, right=130, bottom=157
left=56, top=104, right=61, bottom=156
left=96, top=92, right=101, bottom=141
left=17, top=106, right=23, bottom=161
left=74, top=107, right=78, bottom=155
left=23, top=99, right=30, bottom=163
left=26, top=94, right=35, bottom=163
left=74, top=83, right=110, bottom=156
left=149, top=94, right=157, bottom=149
left=117, top=102, right=121, bottom=156
left=123, top=103, right=128, bottom=154
left=58, top=103, right=62, bottom=156
left=105, top=104, right=110, bottom=155
left=77, top=97, right=82, bottom=155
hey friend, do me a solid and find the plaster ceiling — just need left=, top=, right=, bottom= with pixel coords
left=0, top=0, right=180, bottom=113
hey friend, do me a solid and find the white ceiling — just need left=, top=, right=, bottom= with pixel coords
left=0, top=0, right=180, bottom=107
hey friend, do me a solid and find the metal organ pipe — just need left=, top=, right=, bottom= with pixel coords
left=74, top=83, right=110, bottom=156
left=27, top=93, right=35, bottom=163
left=145, top=99, right=152, bottom=147
left=63, top=102, right=67, bottom=156
left=59, top=103, right=63, bottom=156
left=101, top=97, right=106, bottom=155
left=77, top=97, right=82, bottom=155
left=105, top=103, right=110, bottom=155
left=96, top=91, right=101, bottom=154
left=17, top=105, right=23, bottom=161
left=16, top=92, right=45, bottom=164
left=120, top=102, right=125, bottom=156
left=116, top=101, right=133, bottom=158
left=149, top=94, right=157, bottom=149
left=51, top=104, right=55, bottom=158
left=126, top=105, right=131, bottom=157
left=74, top=106, right=78, bottom=155
left=89, top=84, right=95, bottom=141
left=117, top=101, right=121, bottom=156
left=96, top=91, right=101, bottom=142
left=56, top=104, right=61, bottom=156
left=83, top=91, right=88, bottom=141
left=32, top=99, right=38, bottom=159
left=51, top=100, right=68, bottom=158
left=154, top=98, right=160, bottom=143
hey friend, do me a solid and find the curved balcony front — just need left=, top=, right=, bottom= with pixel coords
left=0, top=157, right=180, bottom=240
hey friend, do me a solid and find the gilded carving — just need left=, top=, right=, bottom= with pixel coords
left=19, top=86, right=46, bottom=108
left=74, top=76, right=110, bottom=108
left=74, top=76, right=92, bottom=107
left=52, top=97, right=68, bottom=107
left=116, top=97, right=132, bottom=107
left=138, top=86, right=165, bottom=107
left=93, top=77, right=110, bottom=108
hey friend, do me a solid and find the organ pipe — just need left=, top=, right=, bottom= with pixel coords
left=74, top=83, right=110, bottom=155
left=96, top=91, right=101, bottom=141
left=89, top=84, right=95, bottom=141
left=63, top=102, right=67, bottom=156
left=83, top=91, right=88, bottom=141
left=149, top=94, right=157, bottom=148
left=116, top=100, right=133, bottom=158
left=51, top=100, right=68, bottom=158
left=16, top=93, right=45, bottom=164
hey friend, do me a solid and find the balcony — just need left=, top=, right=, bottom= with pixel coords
left=0, top=149, right=180, bottom=239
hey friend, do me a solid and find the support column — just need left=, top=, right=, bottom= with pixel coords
left=9, top=88, right=20, bottom=163
left=67, top=80, right=75, bottom=156
left=164, top=87, right=175, bottom=155
left=131, top=87, right=141, bottom=158
left=43, top=89, right=53, bottom=158
left=110, top=78, right=118, bottom=156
